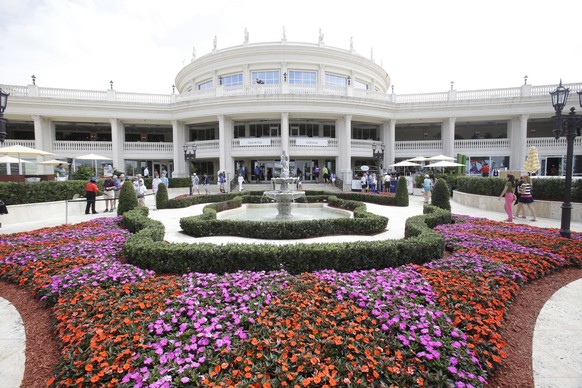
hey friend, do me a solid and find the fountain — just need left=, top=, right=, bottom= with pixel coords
left=264, top=151, right=306, bottom=219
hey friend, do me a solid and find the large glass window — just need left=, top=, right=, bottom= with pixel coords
left=352, top=124, right=378, bottom=140
left=354, top=80, right=368, bottom=90
left=252, top=71, right=280, bottom=85
left=289, top=71, right=316, bottom=84
left=325, top=74, right=348, bottom=86
left=221, top=74, right=243, bottom=86
left=250, top=123, right=280, bottom=137
left=198, top=80, right=213, bottom=90
left=234, top=124, right=246, bottom=138
left=290, top=123, right=318, bottom=137
left=323, top=124, right=336, bottom=138
left=188, top=125, right=216, bottom=141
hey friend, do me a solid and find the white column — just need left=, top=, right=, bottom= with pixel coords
left=441, top=117, right=456, bottom=157
left=172, top=120, right=187, bottom=177
left=218, top=115, right=234, bottom=174
left=109, top=119, right=124, bottom=171
left=509, top=114, right=528, bottom=171
left=338, top=114, right=352, bottom=190
left=31, top=115, right=51, bottom=174
left=281, top=112, right=289, bottom=155
left=384, top=120, right=396, bottom=167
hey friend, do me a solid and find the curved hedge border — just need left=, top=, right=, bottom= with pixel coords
left=123, top=202, right=449, bottom=275
left=179, top=195, right=388, bottom=239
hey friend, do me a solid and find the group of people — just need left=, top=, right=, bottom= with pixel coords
left=499, top=174, right=537, bottom=222
left=84, top=170, right=171, bottom=214
left=84, top=175, right=123, bottom=214
left=191, top=172, right=211, bottom=195
left=360, top=172, right=395, bottom=194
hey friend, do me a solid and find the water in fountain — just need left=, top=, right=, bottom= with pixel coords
left=263, top=151, right=306, bottom=219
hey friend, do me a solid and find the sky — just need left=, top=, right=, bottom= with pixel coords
left=1, top=0, right=581, bottom=96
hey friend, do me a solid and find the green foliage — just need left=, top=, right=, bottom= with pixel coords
left=179, top=196, right=388, bottom=239
left=123, top=203, right=447, bottom=275
left=72, top=165, right=94, bottom=181
left=395, top=176, right=409, bottom=206
left=155, top=183, right=169, bottom=209
left=431, top=178, right=451, bottom=210
left=0, top=181, right=86, bottom=205
left=117, top=182, right=138, bottom=216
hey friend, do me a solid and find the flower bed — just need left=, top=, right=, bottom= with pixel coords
left=0, top=215, right=580, bottom=387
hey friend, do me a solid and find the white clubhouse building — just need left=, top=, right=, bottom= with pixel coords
left=2, top=38, right=581, bottom=189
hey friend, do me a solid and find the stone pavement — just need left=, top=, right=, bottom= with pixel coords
left=0, top=186, right=581, bottom=387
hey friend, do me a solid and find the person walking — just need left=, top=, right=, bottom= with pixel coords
left=85, top=177, right=99, bottom=215
left=136, top=179, right=147, bottom=206
left=237, top=173, right=244, bottom=192
left=423, top=174, right=432, bottom=204
left=152, top=173, right=162, bottom=196
left=518, top=175, right=537, bottom=221
left=191, top=172, right=200, bottom=195
left=203, top=173, right=210, bottom=195
left=514, top=176, right=525, bottom=218
left=112, top=174, right=120, bottom=212
left=498, top=174, right=516, bottom=222
left=219, top=172, right=226, bottom=193
left=103, top=175, right=115, bottom=212
left=54, top=163, right=68, bottom=181
left=160, top=172, right=169, bottom=188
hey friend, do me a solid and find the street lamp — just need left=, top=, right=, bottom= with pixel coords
left=0, top=88, right=10, bottom=143
left=183, top=142, right=197, bottom=195
left=550, top=80, right=582, bottom=238
left=372, top=141, right=386, bottom=191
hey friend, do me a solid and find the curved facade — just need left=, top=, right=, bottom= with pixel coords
left=1, top=41, right=581, bottom=188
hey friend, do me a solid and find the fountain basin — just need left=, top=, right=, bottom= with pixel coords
left=217, top=203, right=352, bottom=222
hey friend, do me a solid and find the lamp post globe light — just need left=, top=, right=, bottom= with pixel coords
left=550, top=80, right=582, bottom=238
left=183, top=143, right=197, bottom=195
left=0, top=88, right=9, bottom=143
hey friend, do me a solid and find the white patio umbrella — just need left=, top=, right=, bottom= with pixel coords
left=39, top=159, right=70, bottom=166
left=407, top=156, right=432, bottom=162
left=0, top=144, right=54, bottom=174
left=75, top=153, right=112, bottom=177
left=426, top=154, right=456, bottom=161
left=390, top=160, right=421, bottom=175
left=424, top=160, right=465, bottom=168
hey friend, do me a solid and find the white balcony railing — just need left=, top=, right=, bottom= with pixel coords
left=52, top=141, right=112, bottom=152
left=4, top=82, right=581, bottom=105
left=123, top=142, right=174, bottom=152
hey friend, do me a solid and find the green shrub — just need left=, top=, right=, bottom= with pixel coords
left=72, top=165, right=94, bottom=181
left=0, top=181, right=87, bottom=205
left=431, top=178, right=451, bottom=210
left=117, top=182, right=138, bottom=216
left=156, top=183, right=169, bottom=209
left=123, top=204, right=447, bottom=275
left=395, top=176, right=409, bottom=206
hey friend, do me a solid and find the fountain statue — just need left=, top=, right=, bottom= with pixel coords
left=264, top=151, right=306, bottom=219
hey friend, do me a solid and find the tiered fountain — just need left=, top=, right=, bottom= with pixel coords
left=264, top=151, right=306, bottom=219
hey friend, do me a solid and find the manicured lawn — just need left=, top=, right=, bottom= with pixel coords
left=0, top=216, right=579, bottom=387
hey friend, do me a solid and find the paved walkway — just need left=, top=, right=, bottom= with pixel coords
left=0, top=186, right=581, bottom=387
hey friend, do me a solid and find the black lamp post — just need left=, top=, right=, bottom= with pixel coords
left=550, top=80, right=582, bottom=238
left=0, top=88, right=9, bottom=143
left=372, top=141, right=385, bottom=191
left=183, top=143, right=197, bottom=195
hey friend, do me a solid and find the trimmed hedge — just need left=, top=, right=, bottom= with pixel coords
left=179, top=196, right=388, bottom=239
left=0, top=180, right=87, bottom=205
left=122, top=203, right=448, bottom=275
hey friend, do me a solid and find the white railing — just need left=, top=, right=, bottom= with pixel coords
left=52, top=141, right=112, bottom=152
left=395, top=140, right=444, bottom=151
left=3, top=82, right=581, bottom=105
left=39, top=87, right=108, bottom=100
left=0, top=139, right=36, bottom=148
left=115, top=92, right=173, bottom=104
left=288, top=138, right=339, bottom=148
left=454, top=138, right=510, bottom=151
left=123, top=142, right=174, bottom=152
